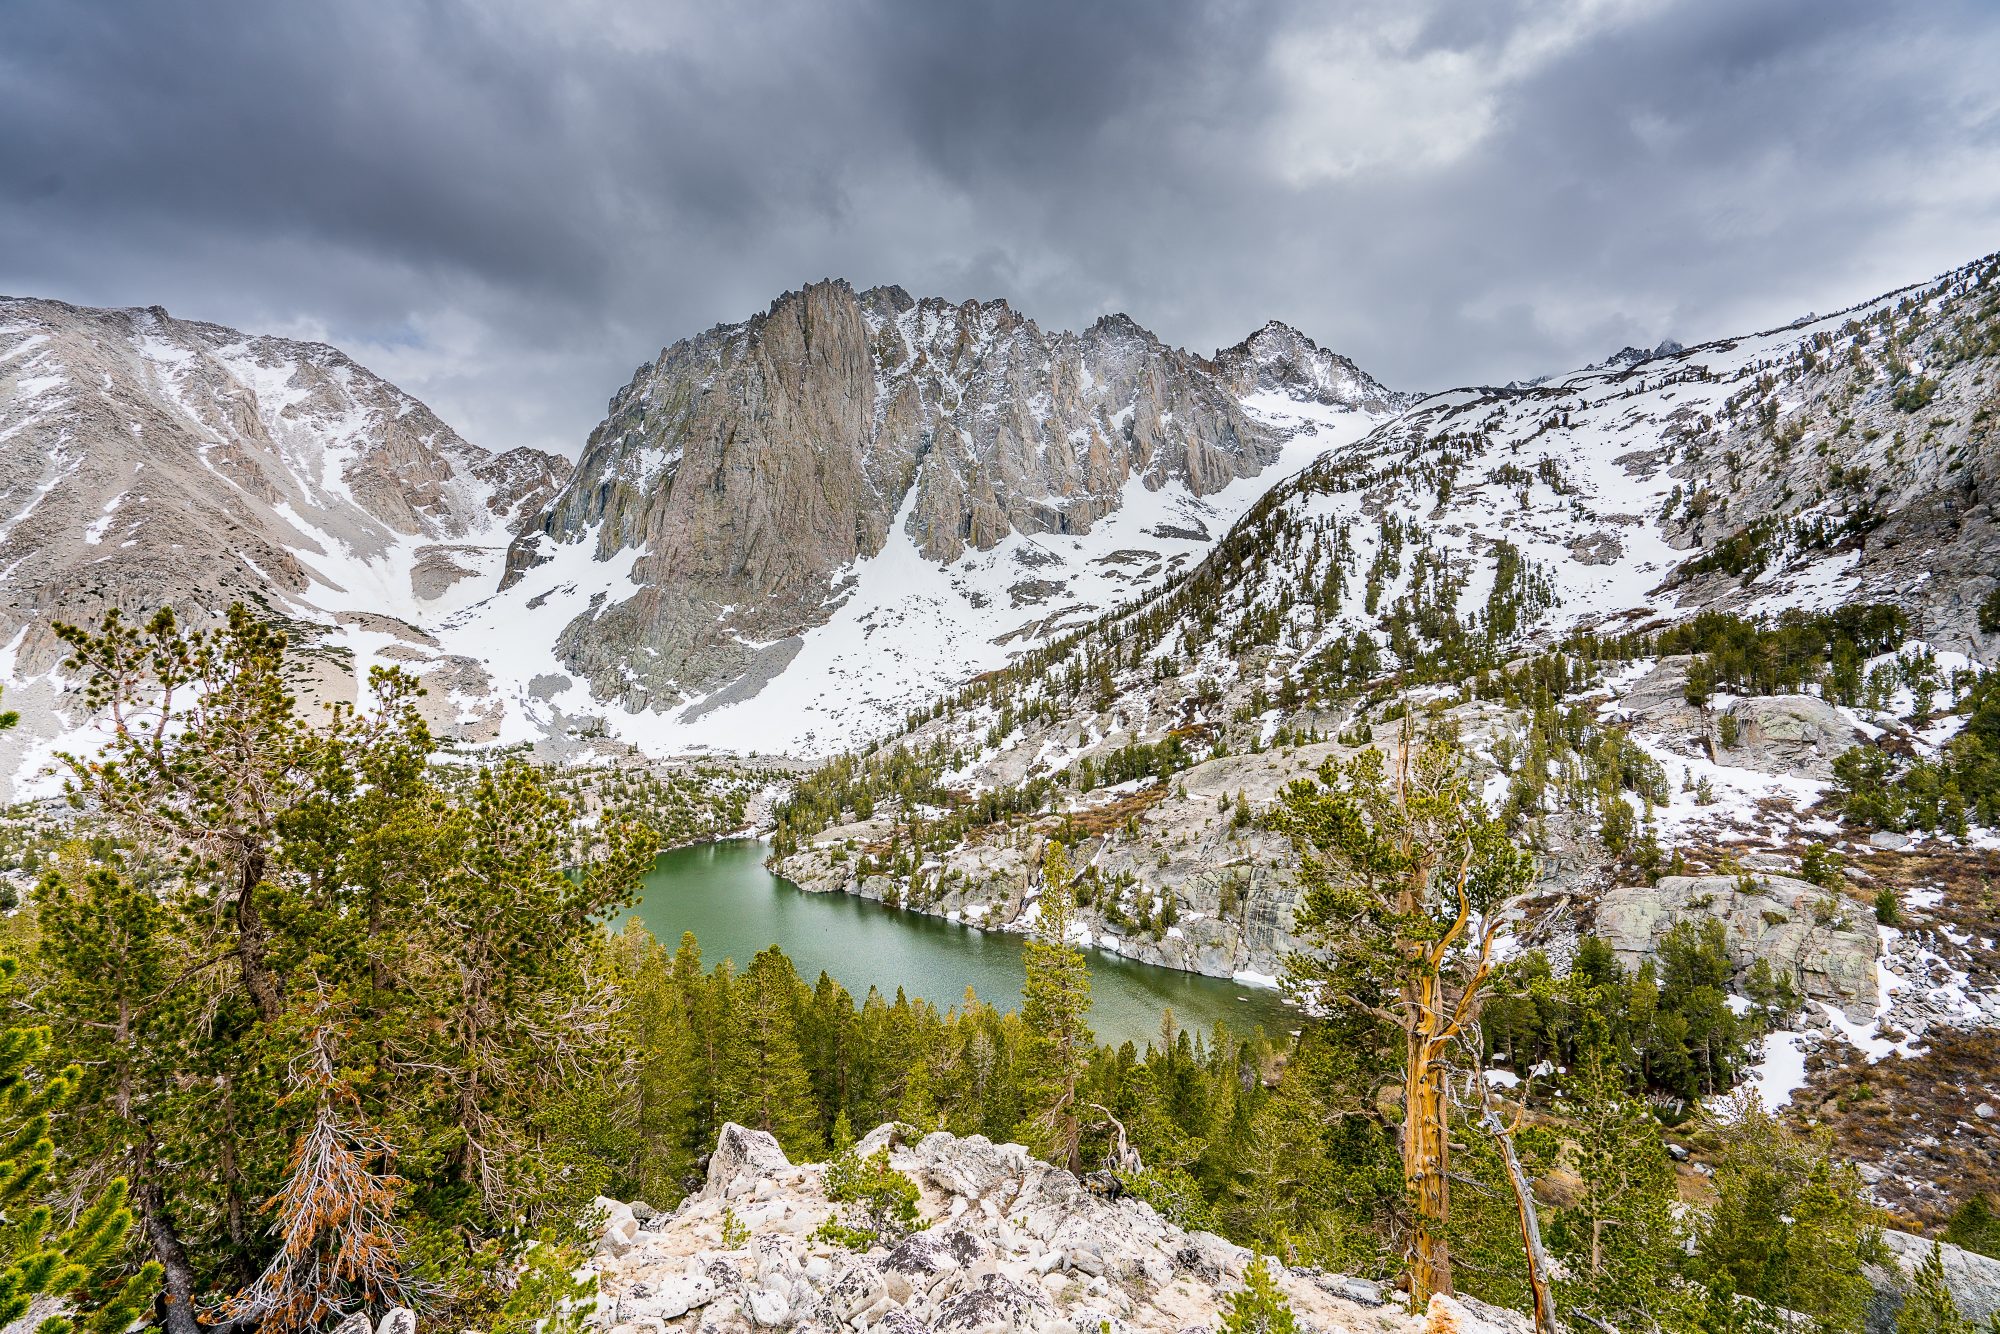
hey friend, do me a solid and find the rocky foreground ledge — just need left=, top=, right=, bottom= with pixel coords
left=588, top=1123, right=1521, bottom=1334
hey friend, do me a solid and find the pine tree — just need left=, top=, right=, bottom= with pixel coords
left=1220, top=1255, right=1298, bottom=1334
left=1693, top=1101, right=1874, bottom=1333
left=1943, top=1194, right=2000, bottom=1260
left=32, top=862, right=185, bottom=1330
left=48, top=608, right=439, bottom=1315
left=418, top=759, right=655, bottom=1208
left=1273, top=728, right=1534, bottom=1304
left=1017, top=843, right=1093, bottom=1173
left=41, top=605, right=654, bottom=1322
left=1547, top=1056, right=1695, bottom=1330
left=0, top=944, right=161, bottom=1334
left=53, top=607, right=380, bottom=1025
left=611, top=924, right=700, bottom=1201
left=799, top=973, right=859, bottom=1135
left=724, top=948, right=822, bottom=1156
left=1220, top=1065, right=1332, bottom=1257
left=1896, top=1242, right=1973, bottom=1334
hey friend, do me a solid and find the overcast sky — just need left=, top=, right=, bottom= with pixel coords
left=5, top=0, right=1999, bottom=457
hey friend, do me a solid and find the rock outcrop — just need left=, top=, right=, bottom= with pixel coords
left=1716, top=695, right=1870, bottom=782
left=511, top=282, right=1398, bottom=712
left=588, top=1123, right=1523, bottom=1334
left=1865, top=1231, right=2000, bottom=1334
left=1594, top=873, right=1878, bottom=1016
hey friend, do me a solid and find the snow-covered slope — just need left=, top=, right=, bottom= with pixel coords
left=0, top=297, right=564, bottom=790
left=767, top=249, right=2000, bottom=1001
left=966, top=246, right=2000, bottom=740
left=422, top=393, right=1383, bottom=758
left=0, top=288, right=1406, bottom=788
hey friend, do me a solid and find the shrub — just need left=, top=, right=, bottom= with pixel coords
left=1799, top=841, right=1845, bottom=890
left=815, top=1146, right=922, bottom=1251
left=719, top=1206, right=751, bottom=1248
left=1119, top=1166, right=1216, bottom=1233
left=1892, top=376, right=1939, bottom=413
left=1943, top=1192, right=2000, bottom=1259
left=1220, top=1255, right=1298, bottom=1334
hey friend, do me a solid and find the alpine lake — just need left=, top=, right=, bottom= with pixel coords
left=621, top=839, right=1298, bottom=1049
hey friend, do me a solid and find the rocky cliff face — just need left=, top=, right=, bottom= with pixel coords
left=768, top=253, right=2000, bottom=1165
left=507, top=281, right=1401, bottom=717
left=0, top=296, right=564, bottom=780
left=0, top=285, right=1403, bottom=787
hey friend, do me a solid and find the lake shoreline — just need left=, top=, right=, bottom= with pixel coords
left=626, top=838, right=1298, bottom=1047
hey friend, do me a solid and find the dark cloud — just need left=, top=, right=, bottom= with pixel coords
left=3, top=0, right=1997, bottom=454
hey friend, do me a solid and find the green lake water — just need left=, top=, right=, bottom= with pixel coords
left=619, top=839, right=1297, bottom=1049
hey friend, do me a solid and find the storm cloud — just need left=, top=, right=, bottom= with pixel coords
left=5, top=0, right=1998, bottom=454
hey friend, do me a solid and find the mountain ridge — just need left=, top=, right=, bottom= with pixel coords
left=501, top=278, right=1406, bottom=722
left=0, top=283, right=1405, bottom=788
left=765, top=252, right=2000, bottom=1164
left=0, top=294, right=567, bottom=783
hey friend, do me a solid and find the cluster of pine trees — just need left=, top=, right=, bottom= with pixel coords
left=1833, top=670, right=2000, bottom=832
left=2, top=605, right=1987, bottom=1334
left=7, top=608, right=655, bottom=1334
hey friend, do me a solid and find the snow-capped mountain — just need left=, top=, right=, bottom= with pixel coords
left=0, top=297, right=565, bottom=787
left=428, top=282, right=1405, bottom=758
left=771, top=249, right=2000, bottom=1016
left=0, top=287, right=1405, bottom=789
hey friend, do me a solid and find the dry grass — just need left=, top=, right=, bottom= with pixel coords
left=1054, top=785, right=1169, bottom=838
left=1796, top=1030, right=2000, bottom=1226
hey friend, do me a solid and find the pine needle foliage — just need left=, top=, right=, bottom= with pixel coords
left=1017, top=843, right=1093, bottom=1173
left=1220, top=1255, right=1298, bottom=1334
left=1894, top=1242, right=1973, bottom=1334
left=38, top=607, right=655, bottom=1330
left=0, top=950, right=160, bottom=1334
left=1272, top=726, right=1534, bottom=1304
left=0, top=686, right=159, bottom=1334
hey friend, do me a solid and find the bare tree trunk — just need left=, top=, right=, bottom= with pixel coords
left=215, top=1073, right=258, bottom=1285
left=1404, top=993, right=1452, bottom=1304
left=1089, top=1103, right=1143, bottom=1175
left=1478, top=1083, right=1557, bottom=1334
left=236, top=847, right=283, bottom=1022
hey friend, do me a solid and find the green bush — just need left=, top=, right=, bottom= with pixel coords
left=1120, top=1166, right=1217, bottom=1233
left=1799, top=841, right=1845, bottom=890
left=817, top=1146, right=922, bottom=1250
left=1830, top=671, right=2000, bottom=832
left=1943, top=1193, right=2000, bottom=1259
left=1891, top=376, right=1939, bottom=412
left=1220, top=1255, right=1298, bottom=1334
